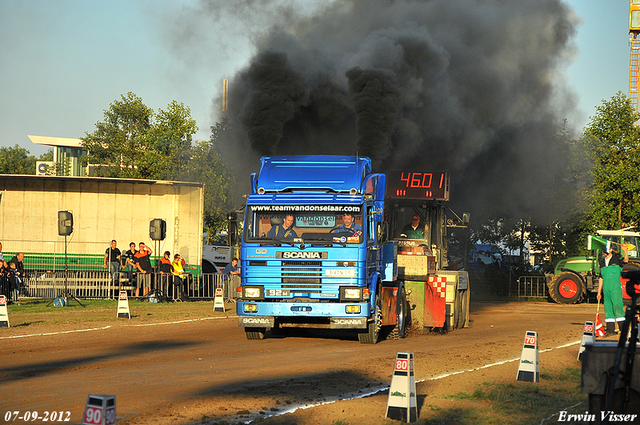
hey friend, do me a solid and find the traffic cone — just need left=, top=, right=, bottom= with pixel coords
left=516, top=330, right=539, bottom=382
left=386, top=352, right=418, bottom=422
left=82, top=394, right=116, bottom=425
left=0, top=295, right=9, bottom=327
left=117, top=290, right=131, bottom=319
left=577, top=321, right=595, bottom=361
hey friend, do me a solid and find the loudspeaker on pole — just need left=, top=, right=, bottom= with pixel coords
left=82, top=394, right=116, bottom=425
left=0, top=295, right=10, bottom=327
left=149, top=218, right=166, bottom=241
left=516, top=330, right=540, bottom=382
left=117, top=291, right=130, bottom=319
left=386, top=352, right=418, bottom=422
left=58, top=210, right=73, bottom=236
left=577, top=321, right=595, bottom=362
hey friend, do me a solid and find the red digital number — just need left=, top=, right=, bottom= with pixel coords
left=400, top=172, right=411, bottom=188
left=421, top=173, right=433, bottom=188
left=525, top=336, right=536, bottom=345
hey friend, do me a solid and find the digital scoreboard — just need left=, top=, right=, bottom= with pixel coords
left=386, top=171, right=449, bottom=201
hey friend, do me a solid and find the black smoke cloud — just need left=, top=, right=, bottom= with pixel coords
left=198, top=0, right=579, bottom=221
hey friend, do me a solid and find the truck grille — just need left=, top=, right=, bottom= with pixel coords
left=282, top=260, right=322, bottom=266
left=282, top=278, right=322, bottom=284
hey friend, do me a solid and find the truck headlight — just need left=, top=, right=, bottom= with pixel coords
left=346, top=305, right=361, bottom=314
left=340, top=287, right=362, bottom=300
left=244, top=304, right=258, bottom=312
left=243, top=286, right=264, bottom=299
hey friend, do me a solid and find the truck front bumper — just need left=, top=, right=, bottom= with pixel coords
left=237, top=301, right=369, bottom=329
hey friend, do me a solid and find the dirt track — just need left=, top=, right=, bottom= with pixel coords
left=1, top=301, right=600, bottom=424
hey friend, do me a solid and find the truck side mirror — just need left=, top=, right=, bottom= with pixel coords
left=377, top=221, right=388, bottom=246
left=228, top=212, right=238, bottom=246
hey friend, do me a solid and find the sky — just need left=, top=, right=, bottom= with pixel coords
left=0, top=0, right=632, bottom=157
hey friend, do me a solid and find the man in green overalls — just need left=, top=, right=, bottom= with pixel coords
left=597, top=243, right=628, bottom=336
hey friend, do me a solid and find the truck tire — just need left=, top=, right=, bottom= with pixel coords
left=245, top=327, right=266, bottom=340
left=387, top=288, right=408, bottom=340
left=548, top=272, right=584, bottom=304
left=358, top=291, right=382, bottom=344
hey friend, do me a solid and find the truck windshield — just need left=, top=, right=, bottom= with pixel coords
left=245, top=205, right=364, bottom=245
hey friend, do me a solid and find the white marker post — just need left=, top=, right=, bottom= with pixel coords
left=577, top=321, right=595, bottom=362
left=386, top=352, right=418, bottom=422
left=0, top=295, right=9, bottom=327
left=516, top=330, right=539, bottom=382
left=116, top=291, right=130, bottom=319
left=213, top=287, right=225, bottom=312
left=82, top=394, right=116, bottom=425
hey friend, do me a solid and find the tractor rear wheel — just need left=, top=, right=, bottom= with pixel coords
left=548, top=272, right=584, bottom=304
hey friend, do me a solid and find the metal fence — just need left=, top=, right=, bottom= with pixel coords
left=517, top=275, right=548, bottom=300
left=2, top=271, right=232, bottom=302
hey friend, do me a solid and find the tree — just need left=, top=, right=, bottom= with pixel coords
left=179, top=140, right=234, bottom=243
left=583, top=92, right=640, bottom=230
left=81, top=92, right=195, bottom=180
left=82, top=93, right=234, bottom=242
left=0, top=145, right=37, bottom=174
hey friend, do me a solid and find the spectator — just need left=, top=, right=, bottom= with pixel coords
left=171, top=253, right=187, bottom=300
left=0, top=242, right=7, bottom=299
left=224, top=257, right=240, bottom=299
left=134, top=242, right=153, bottom=296
left=103, top=240, right=122, bottom=284
left=159, top=251, right=172, bottom=273
left=8, top=252, right=25, bottom=297
left=122, top=242, right=138, bottom=287
left=158, top=251, right=172, bottom=298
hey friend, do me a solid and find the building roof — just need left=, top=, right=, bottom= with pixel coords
left=0, top=174, right=203, bottom=187
left=28, top=135, right=82, bottom=148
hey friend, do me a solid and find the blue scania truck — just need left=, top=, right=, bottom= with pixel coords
left=236, top=155, right=470, bottom=343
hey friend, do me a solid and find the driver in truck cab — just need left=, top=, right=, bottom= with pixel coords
left=401, top=214, right=428, bottom=239
left=267, top=214, right=298, bottom=238
left=336, top=212, right=362, bottom=234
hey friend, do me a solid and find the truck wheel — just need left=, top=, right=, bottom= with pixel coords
left=387, top=288, right=408, bottom=340
left=245, top=327, right=266, bottom=340
left=358, top=291, right=382, bottom=344
left=548, top=272, right=584, bottom=304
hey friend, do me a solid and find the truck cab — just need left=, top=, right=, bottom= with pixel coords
left=236, top=155, right=404, bottom=343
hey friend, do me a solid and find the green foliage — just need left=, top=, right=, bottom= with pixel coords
left=81, top=93, right=234, bottom=240
left=442, top=367, right=584, bottom=424
left=0, top=145, right=37, bottom=174
left=584, top=92, right=640, bottom=230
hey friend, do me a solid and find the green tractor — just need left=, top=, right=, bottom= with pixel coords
left=547, top=230, right=640, bottom=304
